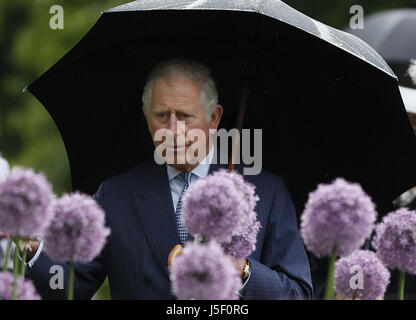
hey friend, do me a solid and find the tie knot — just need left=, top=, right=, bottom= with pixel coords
left=184, top=172, right=191, bottom=185
left=178, top=172, right=191, bottom=184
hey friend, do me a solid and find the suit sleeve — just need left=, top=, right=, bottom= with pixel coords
left=25, top=183, right=108, bottom=300
left=241, top=177, right=313, bottom=300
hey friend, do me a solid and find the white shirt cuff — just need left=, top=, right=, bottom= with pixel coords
left=28, top=241, right=43, bottom=267
left=13, top=241, right=44, bottom=268
left=238, top=263, right=252, bottom=298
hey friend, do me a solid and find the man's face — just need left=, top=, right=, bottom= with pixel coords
left=145, top=75, right=222, bottom=172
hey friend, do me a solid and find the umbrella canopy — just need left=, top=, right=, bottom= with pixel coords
left=26, top=0, right=416, bottom=216
left=346, top=8, right=416, bottom=88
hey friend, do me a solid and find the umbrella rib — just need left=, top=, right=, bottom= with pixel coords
left=228, top=85, right=250, bottom=172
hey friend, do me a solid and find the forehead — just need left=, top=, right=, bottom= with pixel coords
left=150, top=75, right=202, bottom=108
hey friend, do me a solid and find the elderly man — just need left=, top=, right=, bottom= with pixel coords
left=23, top=58, right=313, bottom=299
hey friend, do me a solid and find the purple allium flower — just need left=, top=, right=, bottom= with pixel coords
left=212, top=169, right=259, bottom=210
left=211, top=170, right=261, bottom=258
left=182, top=173, right=254, bottom=243
left=221, top=211, right=261, bottom=259
left=335, top=250, right=390, bottom=300
left=372, top=208, right=416, bottom=274
left=0, top=167, right=55, bottom=239
left=300, top=178, right=377, bottom=257
left=170, top=241, right=242, bottom=300
left=0, top=272, right=41, bottom=300
left=44, top=192, right=110, bottom=262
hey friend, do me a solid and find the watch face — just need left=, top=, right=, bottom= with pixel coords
left=242, top=261, right=251, bottom=279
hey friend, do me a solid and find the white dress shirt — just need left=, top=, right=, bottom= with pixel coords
left=166, top=146, right=214, bottom=211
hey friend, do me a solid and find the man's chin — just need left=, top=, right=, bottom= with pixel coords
left=166, top=154, right=204, bottom=172
left=167, top=163, right=190, bottom=172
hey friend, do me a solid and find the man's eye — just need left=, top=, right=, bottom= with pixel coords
left=177, top=113, right=190, bottom=120
left=156, top=112, right=169, bottom=118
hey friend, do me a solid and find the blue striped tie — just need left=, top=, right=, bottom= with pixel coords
left=175, top=172, right=191, bottom=244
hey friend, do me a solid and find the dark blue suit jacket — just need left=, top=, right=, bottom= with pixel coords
left=26, top=161, right=313, bottom=299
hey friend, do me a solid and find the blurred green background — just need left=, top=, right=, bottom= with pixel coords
left=1, top=0, right=415, bottom=300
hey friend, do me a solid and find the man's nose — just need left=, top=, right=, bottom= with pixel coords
left=167, top=113, right=178, bottom=136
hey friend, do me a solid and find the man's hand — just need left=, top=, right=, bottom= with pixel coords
left=168, top=244, right=183, bottom=267
left=26, top=241, right=40, bottom=261
left=168, top=244, right=247, bottom=280
left=1, top=233, right=39, bottom=262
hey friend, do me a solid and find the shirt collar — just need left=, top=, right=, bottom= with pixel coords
left=166, top=146, right=214, bottom=181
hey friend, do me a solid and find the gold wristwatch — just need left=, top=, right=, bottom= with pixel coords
left=242, top=260, right=251, bottom=281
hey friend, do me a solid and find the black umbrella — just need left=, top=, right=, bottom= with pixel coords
left=346, top=8, right=416, bottom=88
left=26, top=0, right=416, bottom=218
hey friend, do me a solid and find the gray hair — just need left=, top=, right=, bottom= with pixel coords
left=142, top=58, right=218, bottom=122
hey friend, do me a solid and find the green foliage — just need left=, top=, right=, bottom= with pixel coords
left=92, top=277, right=111, bottom=300
left=0, top=0, right=126, bottom=195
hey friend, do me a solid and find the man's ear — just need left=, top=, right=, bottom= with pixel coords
left=143, top=105, right=152, bottom=134
left=209, top=104, right=223, bottom=129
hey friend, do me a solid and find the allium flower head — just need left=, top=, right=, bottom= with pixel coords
left=44, top=192, right=110, bottom=262
left=209, top=170, right=261, bottom=258
left=182, top=172, right=255, bottom=242
left=0, top=167, right=55, bottom=238
left=212, top=169, right=259, bottom=210
left=335, top=250, right=390, bottom=300
left=221, top=211, right=261, bottom=259
left=300, top=178, right=377, bottom=257
left=372, top=208, right=416, bottom=274
left=0, top=272, right=41, bottom=300
left=170, top=241, right=242, bottom=300
left=0, top=153, right=9, bottom=183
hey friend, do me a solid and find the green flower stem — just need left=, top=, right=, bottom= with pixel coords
left=12, top=245, right=20, bottom=300
left=324, top=245, right=337, bottom=300
left=20, top=247, right=27, bottom=277
left=13, top=244, right=21, bottom=275
left=67, top=262, right=74, bottom=300
left=398, top=271, right=405, bottom=300
left=2, top=238, right=12, bottom=272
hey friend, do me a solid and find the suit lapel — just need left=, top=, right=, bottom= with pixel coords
left=128, top=158, right=231, bottom=276
left=208, top=162, right=228, bottom=174
left=129, top=162, right=181, bottom=278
